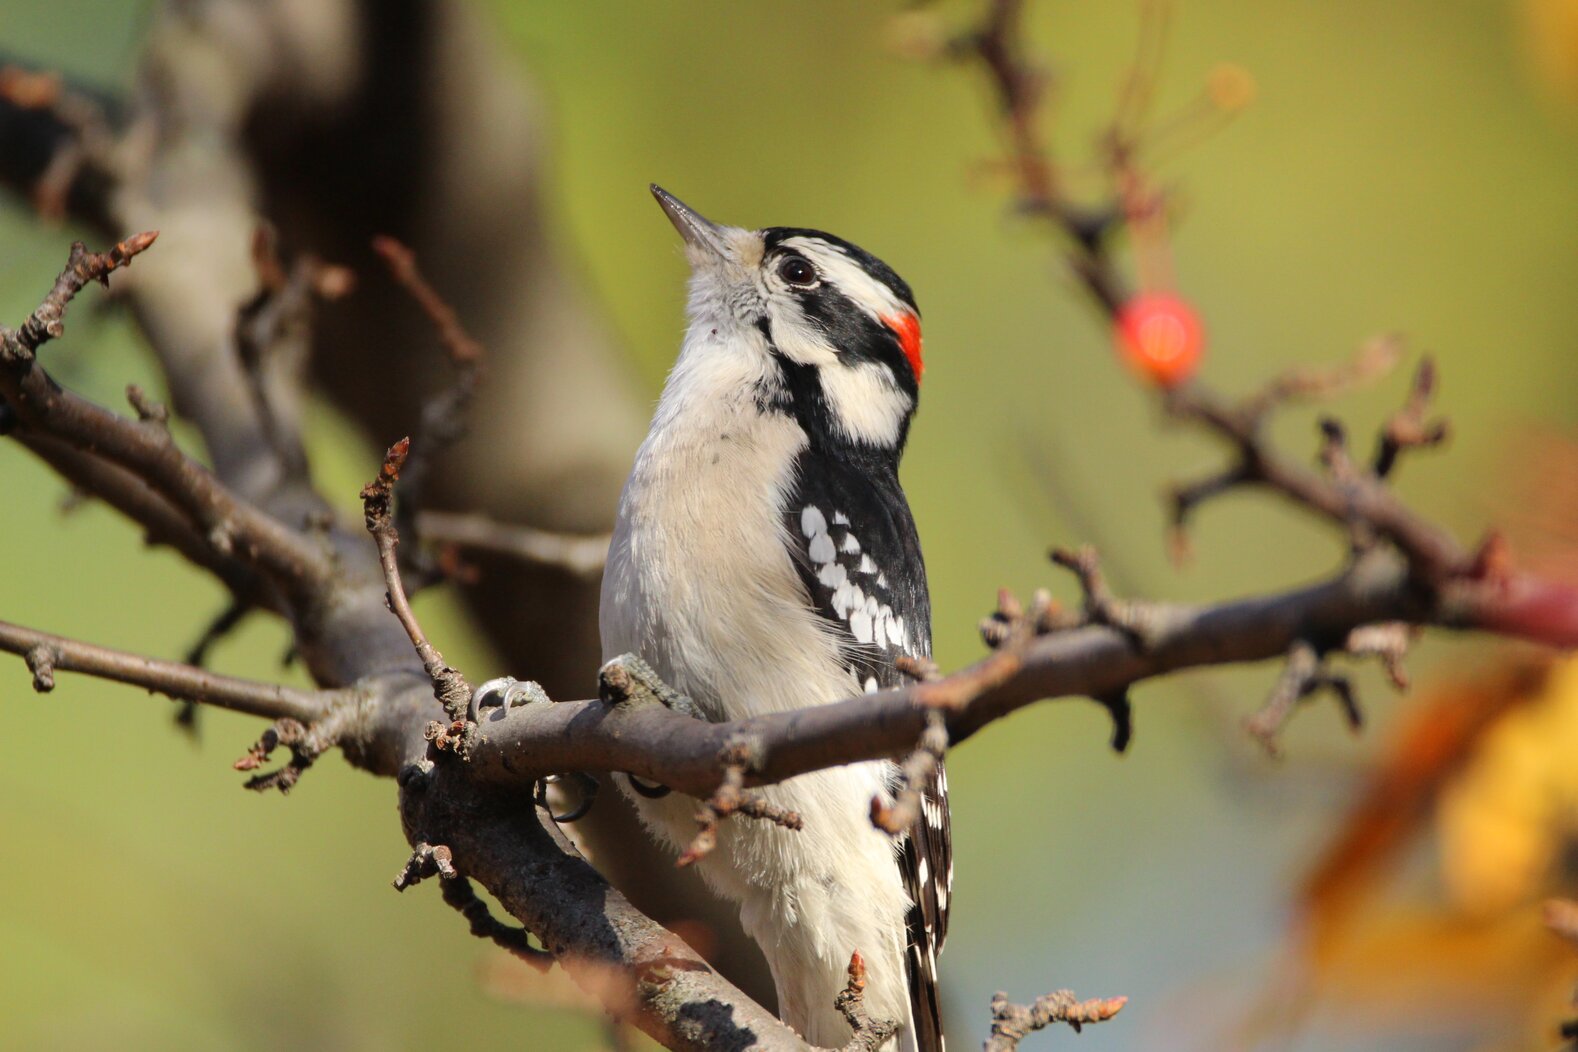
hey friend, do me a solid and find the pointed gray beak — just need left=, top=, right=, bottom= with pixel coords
left=651, top=184, right=730, bottom=260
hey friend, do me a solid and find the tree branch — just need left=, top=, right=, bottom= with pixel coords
left=0, top=619, right=340, bottom=723
left=0, top=238, right=339, bottom=604
left=984, top=989, right=1127, bottom=1051
left=415, top=509, right=610, bottom=579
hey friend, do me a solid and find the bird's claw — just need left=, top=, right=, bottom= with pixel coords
left=469, top=676, right=550, bottom=723
left=598, top=653, right=704, bottom=720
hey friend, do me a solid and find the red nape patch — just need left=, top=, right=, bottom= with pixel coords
left=883, top=313, right=924, bottom=382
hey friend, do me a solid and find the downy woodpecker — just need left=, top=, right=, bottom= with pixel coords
left=600, top=187, right=948, bottom=1050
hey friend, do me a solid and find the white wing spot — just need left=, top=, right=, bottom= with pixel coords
left=841, top=533, right=861, bottom=554
left=800, top=506, right=827, bottom=538
left=877, top=573, right=888, bottom=588
left=809, top=533, right=835, bottom=563
left=818, top=562, right=848, bottom=589
left=832, top=511, right=851, bottom=526
left=863, top=675, right=878, bottom=693
left=833, top=581, right=862, bottom=618
left=858, top=554, right=877, bottom=574
left=850, top=609, right=873, bottom=643
left=916, top=855, right=930, bottom=886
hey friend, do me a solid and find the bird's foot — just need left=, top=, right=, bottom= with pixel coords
left=598, top=653, right=703, bottom=720
left=468, top=676, right=550, bottom=723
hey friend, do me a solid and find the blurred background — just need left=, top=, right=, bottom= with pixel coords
left=2, top=1, right=1577, bottom=1049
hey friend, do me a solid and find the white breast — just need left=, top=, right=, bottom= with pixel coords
left=600, top=322, right=850, bottom=721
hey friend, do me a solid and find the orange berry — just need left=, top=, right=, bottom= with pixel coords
left=1114, top=294, right=1204, bottom=388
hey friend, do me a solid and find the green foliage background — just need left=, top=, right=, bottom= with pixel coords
left=3, top=2, right=1575, bottom=1049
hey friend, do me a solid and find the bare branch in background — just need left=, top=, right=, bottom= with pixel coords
left=415, top=509, right=610, bottom=579
left=0, top=618, right=340, bottom=723
left=372, top=235, right=486, bottom=572
left=984, top=989, right=1128, bottom=1052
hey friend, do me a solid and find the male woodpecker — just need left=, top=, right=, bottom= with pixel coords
left=600, top=187, right=948, bottom=1049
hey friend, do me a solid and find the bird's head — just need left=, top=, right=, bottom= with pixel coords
left=652, top=185, right=923, bottom=455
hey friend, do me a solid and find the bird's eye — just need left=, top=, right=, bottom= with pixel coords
left=777, top=255, right=817, bottom=287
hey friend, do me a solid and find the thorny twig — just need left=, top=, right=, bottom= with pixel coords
left=984, top=989, right=1128, bottom=1052
left=1050, top=545, right=1155, bottom=646
left=1374, top=356, right=1449, bottom=479
left=1243, top=639, right=1361, bottom=758
left=677, top=739, right=805, bottom=868
left=394, top=840, right=553, bottom=970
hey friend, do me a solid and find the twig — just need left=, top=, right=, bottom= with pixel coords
left=984, top=989, right=1127, bottom=1051
left=394, top=841, right=458, bottom=890
left=175, top=598, right=254, bottom=731
left=0, top=618, right=338, bottom=723
left=0, top=232, right=155, bottom=363
left=371, top=236, right=485, bottom=563
left=1243, top=638, right=1365, bottom=757
left=0, top=237, right=340, bottom=602
left=677, top=739, right=804, bottom=868
left=871, top=711, right=948, bottom=835
left=1373, top=356, right=1449, bottom=479
left=360, top=438, right=474, bottom=726
left=441, top=876, right=554, bottom=972
left=953, top=0, right=1125, bottom=312
left=1049, top=545, right=1156, bottom=645
left=416, top=509, right=611, bottom=579
left=832, top=952, right=900, bottom=1052
left=234, top=226, right=351, bottom=480
left=232, top=706, right=358, bottom=793
left=1163, top=372, right=1469, bottom=581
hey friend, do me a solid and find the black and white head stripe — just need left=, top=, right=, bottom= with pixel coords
left=761, top=228, right=918, bottom=317
left=750, top=228, right=924, bottom=450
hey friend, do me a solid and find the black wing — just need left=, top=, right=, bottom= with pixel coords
left=785, top=452, right=950, bottom=1052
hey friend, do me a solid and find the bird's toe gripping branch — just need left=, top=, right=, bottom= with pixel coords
left=470, top=675, right=550, bottom=723
left=598, top=653, right=704, bottom=720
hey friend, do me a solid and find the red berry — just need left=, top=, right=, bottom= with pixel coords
left=1114, top=294, right=1204, bottom=388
